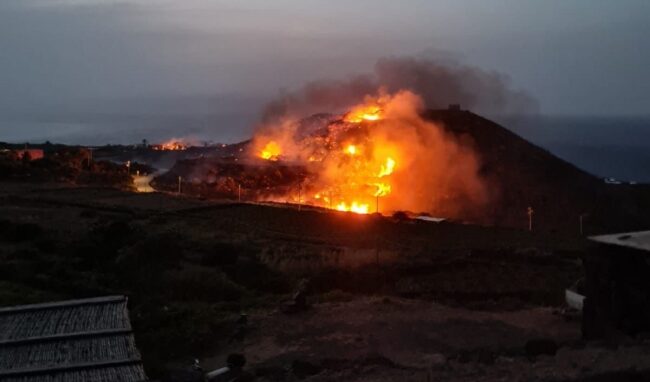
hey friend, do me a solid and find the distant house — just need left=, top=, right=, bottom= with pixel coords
left=583, top=231, right=650, bottom=339
left=13, top=149, right=44, bottom=161
left=603, top=177, right=622, bottom=185
left=0, top=295, right=148, bottom=382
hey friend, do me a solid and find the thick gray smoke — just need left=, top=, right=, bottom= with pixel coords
left=261, top=56, right=538, bottom=123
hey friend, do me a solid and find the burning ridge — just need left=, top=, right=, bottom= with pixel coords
left=249, top=90, right=488, bottom=216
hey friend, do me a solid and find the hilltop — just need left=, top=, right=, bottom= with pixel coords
left=153, top=109, right=650, bottom=234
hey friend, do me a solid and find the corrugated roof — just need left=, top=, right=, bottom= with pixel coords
left=589, top=230, right=650, bottom=253
left=0, top=295, right=147, bottom=382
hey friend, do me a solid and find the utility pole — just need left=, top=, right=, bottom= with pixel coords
left=86, top=149, right=93, bottom=170
left=177, top=176, right=182, bottom=194
left=238, top=184, right=241, bottom=202
left=527, top=206, right=534, bottom=232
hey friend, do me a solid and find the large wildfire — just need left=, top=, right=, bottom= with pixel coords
left=250, top=90, right=488, bottom=215
left=147, top=56, right=538, bottom=220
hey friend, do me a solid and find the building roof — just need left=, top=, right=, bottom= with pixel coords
left=589, top=230, right=650, bottom=253
left=0, top=295, right=147, bottom=382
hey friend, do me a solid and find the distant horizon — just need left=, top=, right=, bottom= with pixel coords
left=3, top=110, right=650, bottom=146
left=3, top=112, right=650, bottom=183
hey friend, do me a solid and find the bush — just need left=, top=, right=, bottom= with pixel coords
left=392, top=211, right=410, bottom=222
left=115, top=233, right=185, bottom=293
left=1, top=222, right=43, bottom=242
left=71, top=220, right=139, bottom=269
left=318, top=289, right=354, bottom=303
left=165, top=269, right=245, bottom=303
left=120, top=233, right=184, bottom=269
left=34, top=236, right=59, bottom=253
left=220, top=256, right=290, bottom=294
left=98, top=220, right=137, bottom=247
left=79, top=210, right=98, bottom=219
left=131, top=302, right=232, bottom=377
left=200, top=242, right=252, bottom=266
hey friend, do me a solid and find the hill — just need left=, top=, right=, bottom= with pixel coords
left=153, top=109, right=650, bottom=234
left=423, top=109, right=650, bottom=233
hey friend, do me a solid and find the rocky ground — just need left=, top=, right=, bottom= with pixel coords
left=1, top=181, right=649, bottom=381
left=202, top=296, right=650, bottom=381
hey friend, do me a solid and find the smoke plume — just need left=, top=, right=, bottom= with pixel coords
left=261, top=55, right=538, bottom=124
left=248, top=55, right=538, bottom=217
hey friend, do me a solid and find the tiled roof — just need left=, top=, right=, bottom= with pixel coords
left=0, top=296, right=147, bottom=382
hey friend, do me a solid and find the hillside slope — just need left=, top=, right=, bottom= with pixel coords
left=425, top=109, right=650, bottom=233
left=154, top=109, right=650, bottom=234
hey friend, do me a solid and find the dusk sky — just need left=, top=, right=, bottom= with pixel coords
left=1, top=0, right=650, bottom=143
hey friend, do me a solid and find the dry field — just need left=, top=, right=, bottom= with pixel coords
left=2, top=181, right=648, bottom=380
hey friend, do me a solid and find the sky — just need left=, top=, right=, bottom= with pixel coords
left=1, top=0, right=650, bottom=144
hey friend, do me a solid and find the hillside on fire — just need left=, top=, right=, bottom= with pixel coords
left=152, top=105, right=650, bottom=235
left=4, top=2, right=650, bottom=381
left=3, top=92, right=650, bottom=381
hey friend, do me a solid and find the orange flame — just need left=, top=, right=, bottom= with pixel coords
left=336, top=201, right=369, bottom=214
left=378, top=157, right=395, bottom=178
left=259, top=141, right=282, bottom=161
left=344, top=105, right=382, bottom=123
left=153, top=140, right=188, bottom=151
left=250, top=90, right=488, bottom=217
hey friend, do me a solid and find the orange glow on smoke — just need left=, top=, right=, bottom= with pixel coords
left=250, top=90, right=488, bottom=217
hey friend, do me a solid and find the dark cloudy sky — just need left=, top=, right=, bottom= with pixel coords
left=1, top=0, right=649, bottom=143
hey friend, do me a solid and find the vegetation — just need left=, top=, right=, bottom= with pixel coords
left=0, top=210, right=292, bottom=377
left=0, top=146, right=133, bottom=188
left=0, top=183, right=588, bottom=377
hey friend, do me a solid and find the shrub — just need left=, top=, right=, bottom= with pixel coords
left=115, top=233, right=185, bottom=293
left=200, top=242, right=252, bottom=266
left=165, top=269, right=245, bottom=302
left=392, top=211, right=410, bottom=222
left=1, top=222, right=43, bottom=242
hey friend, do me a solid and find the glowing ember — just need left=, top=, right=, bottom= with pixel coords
left=345, top=145, right=357, bottom=155
left=259, top=141, right=282, bottom=161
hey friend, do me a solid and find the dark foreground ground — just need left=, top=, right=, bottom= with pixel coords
left=1, top=181, right=649, bottom=381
